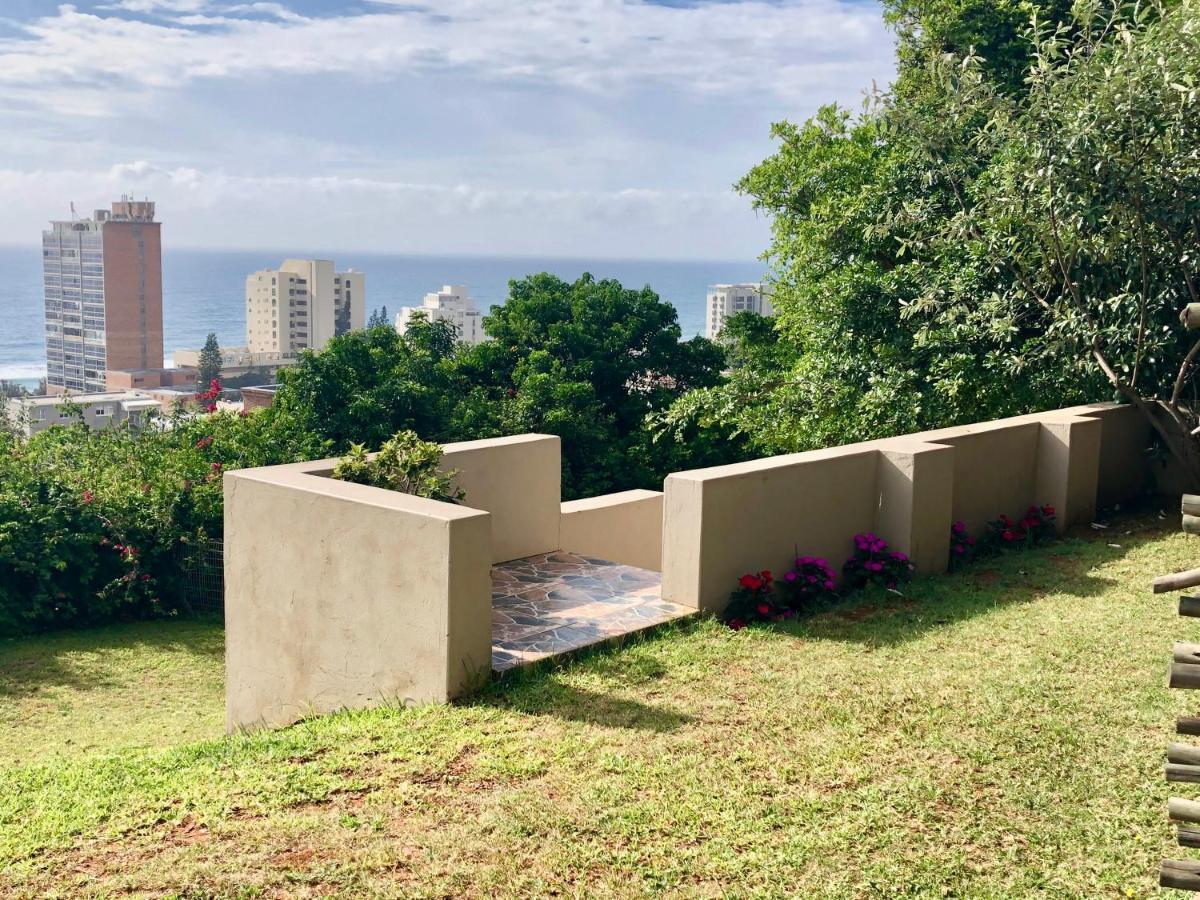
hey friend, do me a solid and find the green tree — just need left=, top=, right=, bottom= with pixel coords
left=367, top=305, right=391, bottom=329
left=196, top=333, right=222, bottom=389
left=667, top=0, right=1169, bottom=459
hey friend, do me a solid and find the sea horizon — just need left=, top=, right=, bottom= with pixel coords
left=0, top=246, right=767, bottom=388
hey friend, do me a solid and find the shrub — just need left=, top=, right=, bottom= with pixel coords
left=948, top=520, right=977, bottom=571
left=722, top=570, right=786, bottom=629
left=982, top=505, right=1056, bottom=552
left=0, top=405, right=322, bottom=636
left=843, top=532, right=913, bottom=591
left=777, top=555, right=837, bottom=612
left=331, top=430, right=465, bottom=503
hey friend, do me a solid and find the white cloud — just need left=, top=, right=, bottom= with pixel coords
left=0, top=161, right=768, bottom=258
left=0, top=1, right=892, bottom=116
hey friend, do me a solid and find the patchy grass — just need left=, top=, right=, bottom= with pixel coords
left=0, top=618, right=224, bottom=766
left=0, top=512, right=1195, bottom=897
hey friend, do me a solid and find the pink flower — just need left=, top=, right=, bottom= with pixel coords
left=823, top=580, right=834, bottom=590
left=954, top=544, right=965, bottom=555
left=82, top=489, right=94, bottom=504
left=952, top=520, right=966, bottom=534
left=784, top=571, right=797, bottom=582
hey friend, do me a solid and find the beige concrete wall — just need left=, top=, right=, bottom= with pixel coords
left=1071, top=403, right=1151, bottom=505
left=560, top=490, right=664, bottom=571
left=662, top=403, right=1150, bottom=613
left=224, top=466, right=492, bottom=732
left=663, top=448, right=882, bottom=613
left=441, top=434, right=561, bottom=564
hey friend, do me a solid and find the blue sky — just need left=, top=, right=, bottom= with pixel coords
left=0, top=1, right=894, bottom=258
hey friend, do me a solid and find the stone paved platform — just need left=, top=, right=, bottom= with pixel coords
left=491, top=550, right=693, bottom=672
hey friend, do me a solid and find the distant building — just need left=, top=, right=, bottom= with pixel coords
left=396, top=285, right=485, bottom=345
left=704, top=283, right=773, bottom=340
left=241, top=384, right=280, bottom=411
left=42, top=197, right=163, bottom=394
left=245, top=259, right=364, bottom=355
left=7, top=391, right=162, bottom=437
left=171, top=346, right=296, bottom=382
left=105, top=366, right=198, bottom=393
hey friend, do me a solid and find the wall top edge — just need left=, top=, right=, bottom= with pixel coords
left=561, top=489, right=663, bottom=512
left=441, top=433, right=560, bottom=454
left=666, top=402, right=1130, bottom=483
left=224, top=467, right=492, bottom=523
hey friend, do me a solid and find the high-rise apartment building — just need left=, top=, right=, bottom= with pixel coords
left=245, top=259, right=364, bottom=354
left=395, top=285, right=485, bottom=344
left=42, top=198, right=163, bottom=394
left=704, top=283, right=773, bottom=340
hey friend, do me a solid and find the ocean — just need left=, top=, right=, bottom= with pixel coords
left=0, top=245, right=765, bottom=389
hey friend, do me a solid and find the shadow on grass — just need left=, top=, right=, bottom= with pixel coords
left=0, top=616, right=224, bottom=700
left=489, top=677, right=693, bottom=732
left=766, top=510, right=1174, bottom=649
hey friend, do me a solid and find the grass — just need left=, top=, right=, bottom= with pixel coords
left=0, top=511, right=1195, bottom=897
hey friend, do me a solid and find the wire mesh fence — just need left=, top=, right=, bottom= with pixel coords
left=174, top=536, right=224, bottom=616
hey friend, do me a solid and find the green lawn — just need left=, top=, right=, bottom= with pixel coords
left=1, top=513, right=1195, bottom=897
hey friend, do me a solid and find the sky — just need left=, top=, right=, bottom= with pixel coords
left=0, top=0, right=895, bottom=259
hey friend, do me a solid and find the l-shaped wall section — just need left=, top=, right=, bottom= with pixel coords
left=660, top=403, right=1149, bottom=613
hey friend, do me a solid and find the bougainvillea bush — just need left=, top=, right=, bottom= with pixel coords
left=842, top=532, right=914, bottom=591
left=982, top=505, right=1056, bottom=553
left=777, top=555, right=837, bottom=613
left=722, top=570, right=789, bottom=630
left=0, top=402, right=323, bottom=635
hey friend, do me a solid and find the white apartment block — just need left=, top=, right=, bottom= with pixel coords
left=704, top=283, right=774, bottom=340
left=7, top=391, right=162, bottom=437
left=395, top=285, right=485, bottom=345
left=246, top=259, right=365, bottom=354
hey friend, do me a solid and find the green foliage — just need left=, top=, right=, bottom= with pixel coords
left=676, top=0, right=1194, bottom=465
left=332, top=430, right=464, bottom=503
left=366, top=305, right=390, bottom=328
left=196, top=333, right=222, bottom=390
left=0, top=407, right=322, bottom=635
left=276, top=272, right=740, bottom=498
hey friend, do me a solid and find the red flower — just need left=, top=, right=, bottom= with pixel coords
left=1041, top=505, right=1055, bottom=518
left=82, top=489, right=94, bottom=504
left=759, top=570, right=773, bottom=585
left=739, top=573, right=763, bottom=591
left=1002, top=529, right=1016, bottom=542
left=210, top=461, right=223, bottom=473
left=756, top=602, right=770, bottom=617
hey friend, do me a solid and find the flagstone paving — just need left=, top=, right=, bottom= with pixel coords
left=490, top=550, right=694, bottom=672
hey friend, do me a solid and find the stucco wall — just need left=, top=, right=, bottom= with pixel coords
left=560, top=489, right=664, bottom=571
left=441, top=434, right=561, bottom=563
left=224, top=465, right=492, bottom=732
left=662, top=403, right=1148, bottom=613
